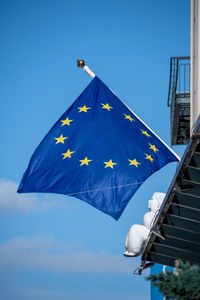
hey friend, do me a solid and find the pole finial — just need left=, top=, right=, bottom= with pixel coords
left=77, top=59, right=85, bottom=68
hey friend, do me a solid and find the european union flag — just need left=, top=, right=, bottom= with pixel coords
left=18, top=76, right=179, bottom=220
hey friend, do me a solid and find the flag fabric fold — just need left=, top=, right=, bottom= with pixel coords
left=18, top=76, right=179, bottom=220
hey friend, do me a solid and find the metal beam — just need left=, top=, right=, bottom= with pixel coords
left=175, top=191, right=200, bottom=208
left=152, top=243, right=200, bottom=264
left=161, top=224, right=200, bottom=243
left=165, top=214, right=200, bottom=232
left=154, top=235, right=200, bottom=253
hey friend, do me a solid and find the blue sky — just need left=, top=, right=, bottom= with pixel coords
left=0, top=0, right=189, bottom=299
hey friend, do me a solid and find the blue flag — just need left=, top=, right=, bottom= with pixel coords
left=18, top=76, right=179, bottom=220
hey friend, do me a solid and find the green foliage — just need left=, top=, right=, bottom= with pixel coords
left=146, top=260, right=200, bottom=299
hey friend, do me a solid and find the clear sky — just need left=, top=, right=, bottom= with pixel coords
left=0, top=0, right=189, bottom=299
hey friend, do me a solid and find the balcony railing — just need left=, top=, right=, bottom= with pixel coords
left=167, top=57, right=190, bottom=145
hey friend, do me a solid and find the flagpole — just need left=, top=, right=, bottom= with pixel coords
left=77, top=59, right=96, bottom=78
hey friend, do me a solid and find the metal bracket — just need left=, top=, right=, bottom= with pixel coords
left=152, top=229, right=165, bottom=240
left=134, top=262, right=155, bottom=276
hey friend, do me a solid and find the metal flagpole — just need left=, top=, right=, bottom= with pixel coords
left=190, top=0, right=200, bottom=134
left=77, top=59, right=96, bottom=78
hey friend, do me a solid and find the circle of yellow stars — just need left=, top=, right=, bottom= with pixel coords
left=53, top=103, right=160, bottom=169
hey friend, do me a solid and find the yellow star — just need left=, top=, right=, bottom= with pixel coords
left=101, top=103, right=113, bottom=111
left=149, top=143, right=159, bottom=153
left=78, top=105, right=91, bottom=113
left=128, top=159, right=141, bottom=167
left=54, top=134, right=67, bottom=144
left=140, top=129, right=151, bottom=137
left=62, top=149, right=75, bottom=159
left=104, top=159, right=117, bottom=169
left=124, top=114, right=134, bottom=122
left=60, top=117, right=73, bottom=126
left=145, top=153, right=154, bottom=163
left=79, top=157, right=92, bottom=166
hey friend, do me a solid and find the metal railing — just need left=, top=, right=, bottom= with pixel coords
left=167, top=57, right=190, bottom=107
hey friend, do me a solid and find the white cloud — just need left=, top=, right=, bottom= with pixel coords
left=0, top=178, right=69, bottom=212
left=0, top=235, right=135, bottom=273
